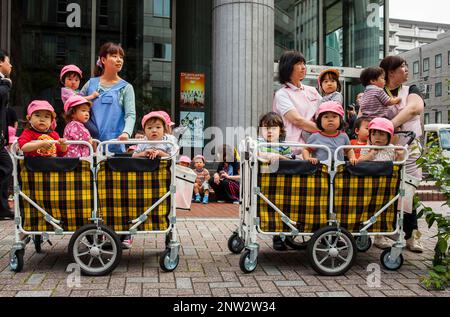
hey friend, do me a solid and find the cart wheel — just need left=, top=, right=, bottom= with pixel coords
left=159, top=248, right=179, bottom=272
left=10, top=249, right=24, bottom=272
left=239, top=249, right=258, bottom=274
left=380, top=248, right=404, bottom=271
left=33, top=235, right=42, bottom=253
left=227, top=232, right=245, bottom=254
left=307, top=226, right=356, bottom=276
left=68, top=224, right=122, bottom=276
left=355, top=236, right=372, bottom=252
left=285, top=235, right=310, bottom=250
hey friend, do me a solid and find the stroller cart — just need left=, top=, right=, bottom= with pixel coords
left=8, top=140, right=114, bottom=275
left=228, top=137, right=409, bottom=276
left=95, top=140, right=180, bottom=273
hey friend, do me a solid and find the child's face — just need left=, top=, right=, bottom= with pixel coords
left=178, top=162, right=190, bottom=168
left=321, top=75, right=338, bottom=95
left=370, top=74, right=386, bottom=88
left=144, top=118, right=165, bottom=140
left=355, top=120, right=369, bottom=142
left=194, top=158, right=204, bottom=169
left=260, top=126, right=281, bottom=142
left=72, top=104, right=90, bottom=124
left=321, top=112, right=341, bottom=133
left=134, top=133, right=145, bottom=139
left=29, top=110, right=53, bottom=132
left=64, top=73, right=81, bottom=90
left=370, top=129, right=390, bottom=146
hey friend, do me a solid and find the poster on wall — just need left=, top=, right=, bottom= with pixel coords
left=180, top=73, right=205, bottom=109
left=179, top=111, right=205, bottom=148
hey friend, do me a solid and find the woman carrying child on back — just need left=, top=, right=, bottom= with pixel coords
left=60, top=64, right=99, bottom=104
left=63, top=95, right=94, bottom=158
left=302, top=101, right=356, bottom=165
left=18, top=101, right=67, bottom=157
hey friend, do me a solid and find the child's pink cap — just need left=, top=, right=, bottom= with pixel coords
left=27, top=100, right=56, bottom=118
left=8, top=126, right=17, bottom=144
left=193, top=155, right=205, bottom=163
left=158, top=111, right=175, bottom=126
left=60, top=64, right=82, bottom=82
left=368, top=117, right=394, bottom=137
left=178, top=155, right=191, bottom=164
left=64, top=95, right=92, bottom=113
left=316, top=101, right=344, bottom=118
left=141, top=111, right=167, bottom=129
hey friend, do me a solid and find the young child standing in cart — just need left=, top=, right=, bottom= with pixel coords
left=63, top=95, right=94, bottom=158
left=302, top=101, right=357, bottom=165
left=19, top=101, right=68, bottom=157
left=350, top=117, right=370, bottom=159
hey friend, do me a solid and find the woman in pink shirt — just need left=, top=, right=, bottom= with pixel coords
left=273, top=50, right=321, bottom=153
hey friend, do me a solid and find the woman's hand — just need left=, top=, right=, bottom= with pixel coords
left=118, top=133, right=129, bottom=141
left=221, top=172, right=229, bottom=179
left=213, top=173, right=220, bottom=184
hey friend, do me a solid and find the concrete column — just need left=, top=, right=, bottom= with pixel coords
left=212, top=0, right=274, bottom=142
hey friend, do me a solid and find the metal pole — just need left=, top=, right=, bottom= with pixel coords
left=318, top=0, right=324, bottom=65
left=171, top=0, right=176, bottom=121
left=91, top=0, right=97, bottom=76
left=384, top=0, right=389, bottom=57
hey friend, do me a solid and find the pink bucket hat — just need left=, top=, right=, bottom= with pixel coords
left=193, top=155, right=205, bottom=163
left=27, top=100, right=56, bottom=118
left=141, top=111, right=167, bottom=129
left=368, top=117, right=394, bottom=137
left=316, top=101, right=345, bottom=118
left=178, top=155, right=192, bottom=164
left=60, top=64, right=82, bottom=82
left=64, top=95, right=92, bottom=113
left=158, top=111, right=175, bottom=126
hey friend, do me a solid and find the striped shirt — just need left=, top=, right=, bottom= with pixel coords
left=360, top=85, right=392, bottom=120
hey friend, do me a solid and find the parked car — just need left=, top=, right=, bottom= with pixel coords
left=423, top=124, right=450, bottom=158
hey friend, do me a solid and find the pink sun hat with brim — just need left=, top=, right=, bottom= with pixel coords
left=141, top=111, right=168, bottom=129
left=158, top=111, right=175, bottom=126
left=8, top=126, right=17, bottom=144
left=64, top=95, right=92, bottom=113
left=60, top=64, right=82, bottom=82
left=178, top=155, right=192, bottom=164
left=316, top=101, right=345, bottom=118
left=193, top=155, right=205, bottom=163
left=368, top=117, right=394, bottom=137
left=27, top=100, right=57, bottom=118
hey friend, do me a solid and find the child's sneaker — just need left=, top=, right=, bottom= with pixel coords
left=202, top=195, right=209, bottom=204
left=122, top=237, right=134, bottom=249
left=195, top=194, right=201, bottom=203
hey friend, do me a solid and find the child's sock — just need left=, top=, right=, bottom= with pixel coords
left=195, top=194, right=201, bottom=202
left=202, top=195, right=209, bottom=204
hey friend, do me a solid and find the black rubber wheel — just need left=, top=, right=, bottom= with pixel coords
left=380, top=248, right=404, bottom=271
left=227, top=232, right=245, bottom=254
left=159, top=248, right=179, bottom=272
left=355, top=236, right=372, bottom=252
left=307, top=226, right=357, bottom=276
left=10, top=249, right=24, bottom=272
left=33, top=235, right=42, bottom=253
left=68, top=224, right=122, bottom=276
left=239, top=249, right=257, bottom=274
left=285, top=235, right=310, bottom=250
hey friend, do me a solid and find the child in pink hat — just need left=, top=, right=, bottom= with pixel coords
left=18, top=100, right=67, bottom=157
left=60, top=64, right=99, bottom=104
left=63, top=95, right=94, bottom=157
left=302, top=101, right=356, bottom=164
left=192, top=155, right=210, bottom=204
left=177, top=155, right=191, bottom=167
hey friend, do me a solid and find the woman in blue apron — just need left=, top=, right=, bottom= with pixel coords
left=81, top=42, right=136, bottom=153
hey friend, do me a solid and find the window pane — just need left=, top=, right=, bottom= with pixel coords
left=435, top=54, right=442, bottom=68
left=435, top=82, right=442, bottom=97
left=413, top=61, right=419, bottom=74
left=423, top=58, right=429, bottom=72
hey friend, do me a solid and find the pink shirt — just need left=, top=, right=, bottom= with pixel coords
left=63, top=121, right=91, bottom=158
left=273, top=82, right=321, bottom=152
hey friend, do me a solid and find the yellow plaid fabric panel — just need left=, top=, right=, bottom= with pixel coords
left=257, top=164, right=329, bottom=233
left=333, top=165, right=401, bottom=232
left=97, top=160, right=171, bottom=232
left=18, top=160, right=94, bottom=232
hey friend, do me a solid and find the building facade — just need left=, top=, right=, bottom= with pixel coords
left=389, top=18, right=450, bottom=55
left=1, top=0, right=388, bottom=147
left=400, top=31, right=450, bottom=124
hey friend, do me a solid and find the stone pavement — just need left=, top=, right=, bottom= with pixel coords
left=0, top=202, right=449, bottom=298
